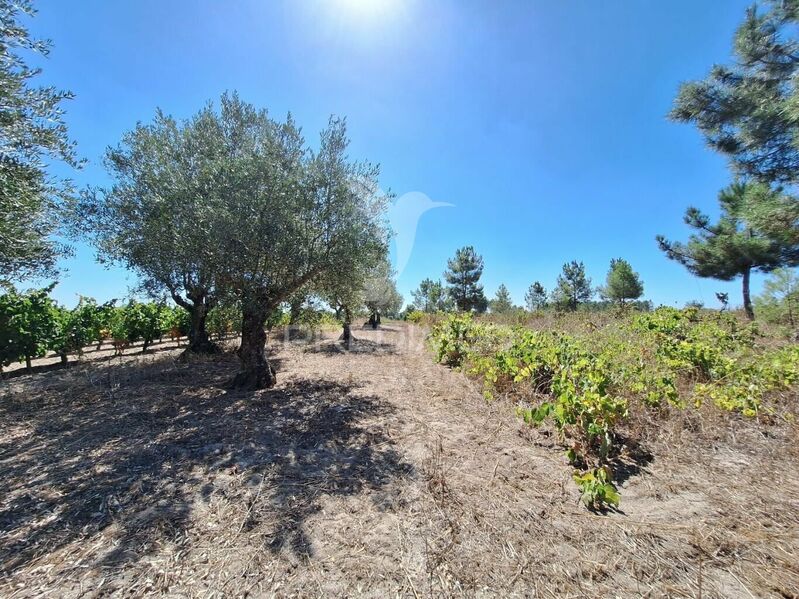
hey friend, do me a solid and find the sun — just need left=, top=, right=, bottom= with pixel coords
left=332, top=0, right=404, bottom=23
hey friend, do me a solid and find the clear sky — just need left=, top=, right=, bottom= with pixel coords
left=28, top=0, right=757, bottom=309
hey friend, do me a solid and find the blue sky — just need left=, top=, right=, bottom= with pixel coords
left=29, top=0, right=756, bottom=309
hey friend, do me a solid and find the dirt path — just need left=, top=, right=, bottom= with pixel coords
left=1, top=324, right=797, bottom=597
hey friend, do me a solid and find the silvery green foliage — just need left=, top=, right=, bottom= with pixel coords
left=204, top=94, right=390, bottom=311
left=363, top=260, right=403, bottom=320
left=0, top=0, right=79, bottom=282
left=78, top=105, right=222, bottom=311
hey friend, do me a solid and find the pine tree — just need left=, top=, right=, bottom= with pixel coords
left=754, top=268, right=799, bottom=326
left=603, top=258, right=644, bottom=306
left=552, top=261, right=592, bottom=311
left=490, top=284, right=514, bottom=314
left=444, top=246, right=488, bottom=313
left=671, top=0, right=799, bottom=185
left=657, top=182, right=798, bottom=320
left=411, top=278, right=451, bottom=313
left=524, top=281, right=547, bottom=311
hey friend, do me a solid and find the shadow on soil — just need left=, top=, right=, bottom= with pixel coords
left=304, top=338, right=398, bottom=356
left=0, top=353, right=412, bottom=575
left=611, top=436, right=654, bottom=487
left=0, top=338, right=192, bottom=380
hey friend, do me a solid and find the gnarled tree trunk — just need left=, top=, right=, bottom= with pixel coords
left=172, top=290, right=219, bottom=354
left=367, top=311, right=381, bottom=329
left=340, top=305, right=354, bottom=349
left=187, top=301, right=219, bottom=353
left=228, top=294, right=276, bottom=389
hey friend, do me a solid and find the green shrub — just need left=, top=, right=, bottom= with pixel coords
left=0, top=285, right=59, bottom=370
left=429, top=313, right=480, bottom=367
left=427, top=308, right=799, bottom=509
left=405, top=310, right=425, bottom=324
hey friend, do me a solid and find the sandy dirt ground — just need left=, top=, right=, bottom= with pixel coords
left=0, top=323, right=797, bottom=598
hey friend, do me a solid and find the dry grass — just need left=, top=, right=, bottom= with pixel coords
left=0, top=323, right=797, bottom=597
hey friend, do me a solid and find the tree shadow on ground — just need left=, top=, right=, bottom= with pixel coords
left=1, top=339, right=190, bottom=380
left=0, top=353, right=412, bottom=578
left=1, top=360, right=73, bottom=379
left=358, top=325, right=400, bottom=334
left=304, top=338, right=398, bottom=356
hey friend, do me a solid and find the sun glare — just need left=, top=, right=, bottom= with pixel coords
left=332, top=0, right=404, bottom=24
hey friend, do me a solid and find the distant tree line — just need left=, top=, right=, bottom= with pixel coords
left=408, top=249, right=646, bottom=316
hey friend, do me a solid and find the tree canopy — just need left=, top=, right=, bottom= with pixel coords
left=490, top=284, right=514, bottom=314
left=525, top=281, right=547, bottom=311
left=657, top=182, right=799, bottom=319
left=444, top=246, right=488, bottom=313
left=0, top=0, right=79, bottom=282
left=363, top=261, right=403, bottom=326
left=411, top=278, right=451, bottom=313
left=603, top=258, right=644, bottom=305
left=671, top=0, right=799, bottom=185
left=204, top=95, right=389, bottom=388
left=76, top=103, right=227, bottom=353
left=552, top=261, right=593, bottom=311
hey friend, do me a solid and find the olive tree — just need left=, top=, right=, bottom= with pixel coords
left=323, top=270, right=369, bottom=348
left=209, top=95, right=389, bottom=388
left=363, top=261, right=402, bottom=328
left=0, top=0, right=80, bottom=282
left=76, top=105, right=227, bottom=353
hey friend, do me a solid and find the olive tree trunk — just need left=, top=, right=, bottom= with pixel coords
left=188, top=302, right=219, bottom=353
left=340, top=305, right=353, bottom=349
left=171, top=291, right=219, bottom=354
left=367, top=311, right=381, bottom=329
left=228, top=295, right=276, bottom=389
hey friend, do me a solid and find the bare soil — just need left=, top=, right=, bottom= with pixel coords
left=1, top=323, right=797, bottom=598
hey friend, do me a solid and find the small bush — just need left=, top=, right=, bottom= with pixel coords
left=427, top=308, right=799, bottom=509
left=405, top=310, right=425, bottom=324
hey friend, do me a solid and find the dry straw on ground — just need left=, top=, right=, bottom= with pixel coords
left=0, top=323, right=797, bottom=597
